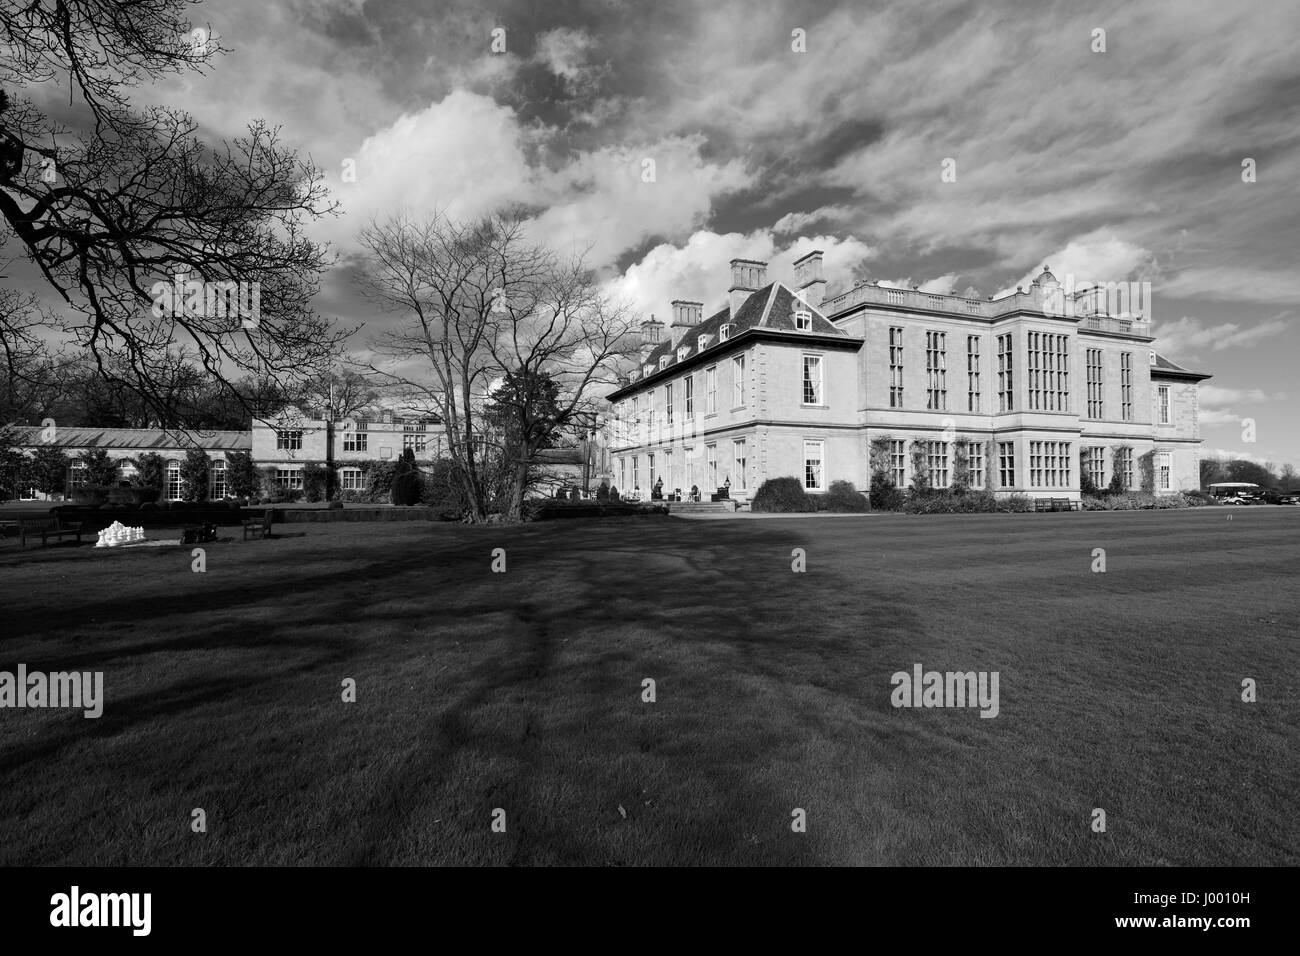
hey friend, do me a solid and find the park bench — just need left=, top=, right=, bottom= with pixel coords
left=1034, top=497, right=1081, bottom=513
left=18, top=515, right=85, bottom=548
left=241, top=509, right=275, bottom=540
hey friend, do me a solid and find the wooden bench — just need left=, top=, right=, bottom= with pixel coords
left=1034, top=497, right=1081, bottom=512
left=241, top=509, right=275, bottom=540
left=19, top=515, right=85, bottom=548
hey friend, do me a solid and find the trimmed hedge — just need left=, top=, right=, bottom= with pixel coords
left=1082, top=492, right=1195, bottom=511
left=751, top=476, right=811, bottom=513
left=901, top=492, right=1034, bottom=514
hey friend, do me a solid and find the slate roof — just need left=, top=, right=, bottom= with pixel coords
left=533, top=447, right=585, bottom=465
left=9, top=426, right=251, bottom=451
left=625, top=283, right=849, bottom=390
left=1150, top=353, right=1211, bottom=380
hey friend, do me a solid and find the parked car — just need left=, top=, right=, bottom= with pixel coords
left=1277, top=493, right=1300, bottom=505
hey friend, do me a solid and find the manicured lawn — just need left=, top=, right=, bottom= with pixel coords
left=1, top=509, right=1296, bottom=866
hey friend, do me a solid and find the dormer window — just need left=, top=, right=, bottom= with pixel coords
left=677, top=346, right=690, bottom=361
left=697, top=333, right=710, bottom=351
left=793, top=309, right=812, bottom=331
left=643, top=363, right=654, bottom=376
left=719, top=323, right=733, bottom=342
left=659, top=355, right=670, bottom=370
left=1149, top=350, right=1157, bottom=365
left=630, top=369, right=640, bottom=382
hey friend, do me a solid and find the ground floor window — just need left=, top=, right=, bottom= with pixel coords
left=663, top=449, right=674, bottom=491
left=1085, top=447, right=1106, bottom=489
left=619, top=458, right=626, bottom=489
left=1118, top=448, right=1134, bottom=490
left=927, top=441, right=949, bottom=489
left=340, top=467, right=365, bottom=491
left=803, top=440, right=824, bottom=491
left=1158, top=452, right=1172, bottom=491
left=648, top=453, right=656, bottom=488
left=706, top=443, right=718, bottom=488
left=684, top=447, right=696, bottom=490
left=210, top=460, right=228, bottom=498
left=68, top=460, right=88, bottom=490
left=632, top=456, right=639, bottom=490
left=998, top=442, right=1016, bottom=488
left=968, top=441, right=985, bottom=489
left=275, top=467, right=303, bottom=491
left=116, top=459, right=138, bottom=485
left=732, top=439, right=746, bottom=491
left=166, top=460, right=182, bottom=499
left=1029, top=441, right=1071, bottom=488
left=890, top=440, right=906, bottom=487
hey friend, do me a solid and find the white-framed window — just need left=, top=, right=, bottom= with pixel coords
left=69, top=460, right=88, bottom=490
left=685, top=375, right=695, bottom=419
left=802, top=353, right=823, bottom=405
left=162, top=459, right=181, bottom=499
left=665, top=383, right=673, bottom=426
left=664, top=449, right=674, bottom=491
left=997, top=333, right=1014, bottom=411
left=705, top=366, right=717, bottom=415
left=210, top=459, right=228, bottom=499
left=677, top=346, right=690, bottom=361
left=343, top=425, right=368, bottom=452
left=720, top=323, right=733, bottom=341
left=275, top=467, right=303, bottom=491
left=619, top=458, right=626, bottom=489
left=659, top=355, right=670, bottom=370
left=684, top=446, right=696, bottom=490
left=803, top=440, right=824, bottom=491
left=732, top=439, right=747, bottom=490
left=116, top=459, right=138, bottom=484
left=968, top=441, right=985, bottom=489
left=1121, top=352, right=1133, bottom=421
left=732, top=354, right=746, bottom=408
left=1158, top=451, right=1172, bottom=491
left=697, top=333, right=709, bottom=352
left=341, top=467, right=365, bottom=491
left=889, top=327, right=904, bottom=407
left=889, top=439, right=906, bottom=487
left=1157, top=385, right=1171, bottom=425
left=648, top=453, right=656, bottom=487
left=926, top=331, right=946, bottom=411
left=927, top=440, right=949, bottom=489
left=794, top=309, right=812, bottom=331
left=632, top=456, right=640, bottom=490
left=1086, top=349, right=1104, bottom=418
left=998, top=441, right=1016, bottom=488
left=276, top=429, right=303, bottom=451
left=403, top=432, right=426, bottom=452
left=967, top=336, right=980, bottom=412
left=706, top=443, right=718, bottom=487
left=648, top=388, right=656, bottom=432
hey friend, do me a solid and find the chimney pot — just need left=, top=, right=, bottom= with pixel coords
left=728, top=258, right=767, bottom=316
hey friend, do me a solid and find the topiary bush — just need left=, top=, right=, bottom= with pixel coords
left=750, top=476, right=811, bottom=513
left=826, top=479, right=869, bottom=512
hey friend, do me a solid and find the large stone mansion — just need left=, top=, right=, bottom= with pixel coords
left=604, top=253, right=1210, bottom=501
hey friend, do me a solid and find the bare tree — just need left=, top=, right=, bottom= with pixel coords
left=355, top=208, right=636, bottom=522
left=0, top=0, right=349, bottom=425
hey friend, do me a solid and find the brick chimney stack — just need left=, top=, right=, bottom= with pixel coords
left=793, top=249, right=826, bottom=308
left=669, top=299, right=703, bottom=346
left=728, top=258, right=767, bottom=317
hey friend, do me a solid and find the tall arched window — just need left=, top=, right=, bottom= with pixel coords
left=210, top=459, right=228, bottom=499
left=166, top=459, right=182, bottom=500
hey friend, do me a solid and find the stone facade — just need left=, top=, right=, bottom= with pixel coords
left=605, top=256, right=1211, bottom=502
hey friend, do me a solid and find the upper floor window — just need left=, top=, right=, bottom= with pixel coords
left=793, top=309, right=812, bottom=331
left=719, top=323, right=733, bottom=341
left=1157, top=385, right=1171, bottom=425
left=697, top=333, right=710, bottom=352
left=1120, top=352, right=1133, bottom=421
left=276, top=429, right=303, bottom=451
left=925, top=330, right=946, bottom=411
left=732, top=354, right=746, bottom=408
left=997, top=333, right=1014, bottom=411
left=704, top=366, right=717, bottom=415
left=1086, top=349, right=1104, bottom=419
left=966, top=336, right=980, bottom=412
left=343, top=423, right=368, bottom=453
left=802, top=354, right=823, bottom=405
left=889, top=327, right=904, bottom=408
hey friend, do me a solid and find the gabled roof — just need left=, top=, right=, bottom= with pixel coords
left=1151, top=352, right=1211, bottom=381
left=613, top=283, right=851, bottom=398
left=9, top=426, right=251, bottom=451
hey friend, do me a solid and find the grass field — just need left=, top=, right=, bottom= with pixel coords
left=1, top=509, right=1296, bottom=866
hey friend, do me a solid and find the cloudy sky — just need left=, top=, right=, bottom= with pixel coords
left=16, top=0, right=1300, bottom=467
